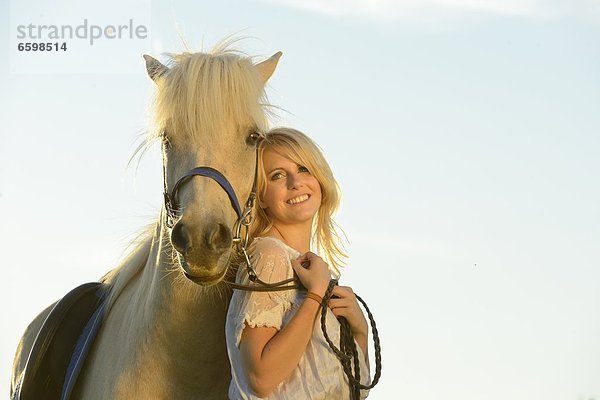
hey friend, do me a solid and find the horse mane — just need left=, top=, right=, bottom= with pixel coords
left=99, top=221, right=155, bottom=314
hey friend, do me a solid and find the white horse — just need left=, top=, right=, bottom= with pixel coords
left=11, top=42, right=282, bottom=399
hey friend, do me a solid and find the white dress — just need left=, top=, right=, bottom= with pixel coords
left=226, top=236, right=370, bottom=399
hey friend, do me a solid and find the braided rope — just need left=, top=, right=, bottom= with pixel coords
left=320, top=280, right=382, bottom=399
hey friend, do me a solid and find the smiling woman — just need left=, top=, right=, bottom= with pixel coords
left=250, top=127, right=347, bottom=275
left=225, top=127, right=372, bottom=399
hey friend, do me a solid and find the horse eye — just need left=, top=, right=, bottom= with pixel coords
left=246, top=130, right=263, bottom=147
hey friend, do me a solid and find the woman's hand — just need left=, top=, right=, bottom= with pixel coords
left=292, top=252, right=331, bottom=297
left=328, top=285, right=369, bottom=356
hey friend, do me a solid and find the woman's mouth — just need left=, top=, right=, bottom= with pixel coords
left=287, top=194, right=310, bottom=205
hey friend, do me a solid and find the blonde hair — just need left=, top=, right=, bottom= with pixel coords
left=249, top=127, right=347, bottom=273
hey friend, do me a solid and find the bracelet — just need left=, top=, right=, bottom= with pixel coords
left=305, top=292, right=323, bottom=306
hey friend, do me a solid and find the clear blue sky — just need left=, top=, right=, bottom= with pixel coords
left=1, top=1, right=599, bottom=399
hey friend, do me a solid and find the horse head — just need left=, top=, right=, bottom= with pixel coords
left=144, top=48, right=281, bottom=285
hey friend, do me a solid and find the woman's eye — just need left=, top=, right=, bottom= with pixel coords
left=270, top=172, right=284, bottom=181
left=298, top=166, right=309, bottom=173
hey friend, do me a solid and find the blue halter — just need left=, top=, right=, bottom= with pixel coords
left=165, top=166, right=243, bottom=226
left=162, top=144, right=260, bottom=230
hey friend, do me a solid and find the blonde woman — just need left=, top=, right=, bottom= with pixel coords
left=226, top=127, right=370, bottom=399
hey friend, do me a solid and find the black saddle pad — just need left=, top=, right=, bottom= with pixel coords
left=14, top=282, right=107, bottom=400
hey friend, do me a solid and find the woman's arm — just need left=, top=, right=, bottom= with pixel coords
left=239, top=298, right=320, bottom=397
left=239, top=252, right=331, bottom=397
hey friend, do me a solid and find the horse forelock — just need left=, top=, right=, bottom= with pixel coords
left=152, top=47, right=270, bottom=146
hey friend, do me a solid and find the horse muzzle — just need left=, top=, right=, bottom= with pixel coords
left=171, top=221, right=233, bottom=285
left=163, top=159, right=260, bottom=286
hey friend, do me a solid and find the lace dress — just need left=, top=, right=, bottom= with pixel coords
left=225, top=236, right=370, bottom=399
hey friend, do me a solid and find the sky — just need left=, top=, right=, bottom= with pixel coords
left=1, top=0, right=599, bottom=399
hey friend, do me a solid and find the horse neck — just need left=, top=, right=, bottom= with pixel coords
left=81, top=216, right=233, bottom=398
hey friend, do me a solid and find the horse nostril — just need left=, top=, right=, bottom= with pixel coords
left=207, top=223, right=232, bottom=253
left=171, top=222, right=190, bottom=254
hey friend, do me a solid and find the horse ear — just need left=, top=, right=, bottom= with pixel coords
left=143, top=54, right=168, bottom=82
left=255, top=51, right=282, bottom=84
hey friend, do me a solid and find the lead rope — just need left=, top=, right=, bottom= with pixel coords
left=229, top=198, right=382, bottom=399
left=320, top=279, right=382, bottom=399
left=228, top=243, right=382, bottom=399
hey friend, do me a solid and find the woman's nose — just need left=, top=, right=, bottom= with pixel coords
left=287, top=173, right=304, bottom=189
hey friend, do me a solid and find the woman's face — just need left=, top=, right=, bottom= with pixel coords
left=259, top=149, right=322, bottom=227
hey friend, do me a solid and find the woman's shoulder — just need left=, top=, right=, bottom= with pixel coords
left=250, top=236, right=300, bottom=259
left=245, top=237, right=299, bottom=282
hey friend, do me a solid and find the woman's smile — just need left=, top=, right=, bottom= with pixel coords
left=287, top=194, right=310, bottom=205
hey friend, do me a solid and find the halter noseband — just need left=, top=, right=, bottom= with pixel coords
left=164, top=166, right=246, bottom=230
left=162, top=136, right=259, bottom=241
